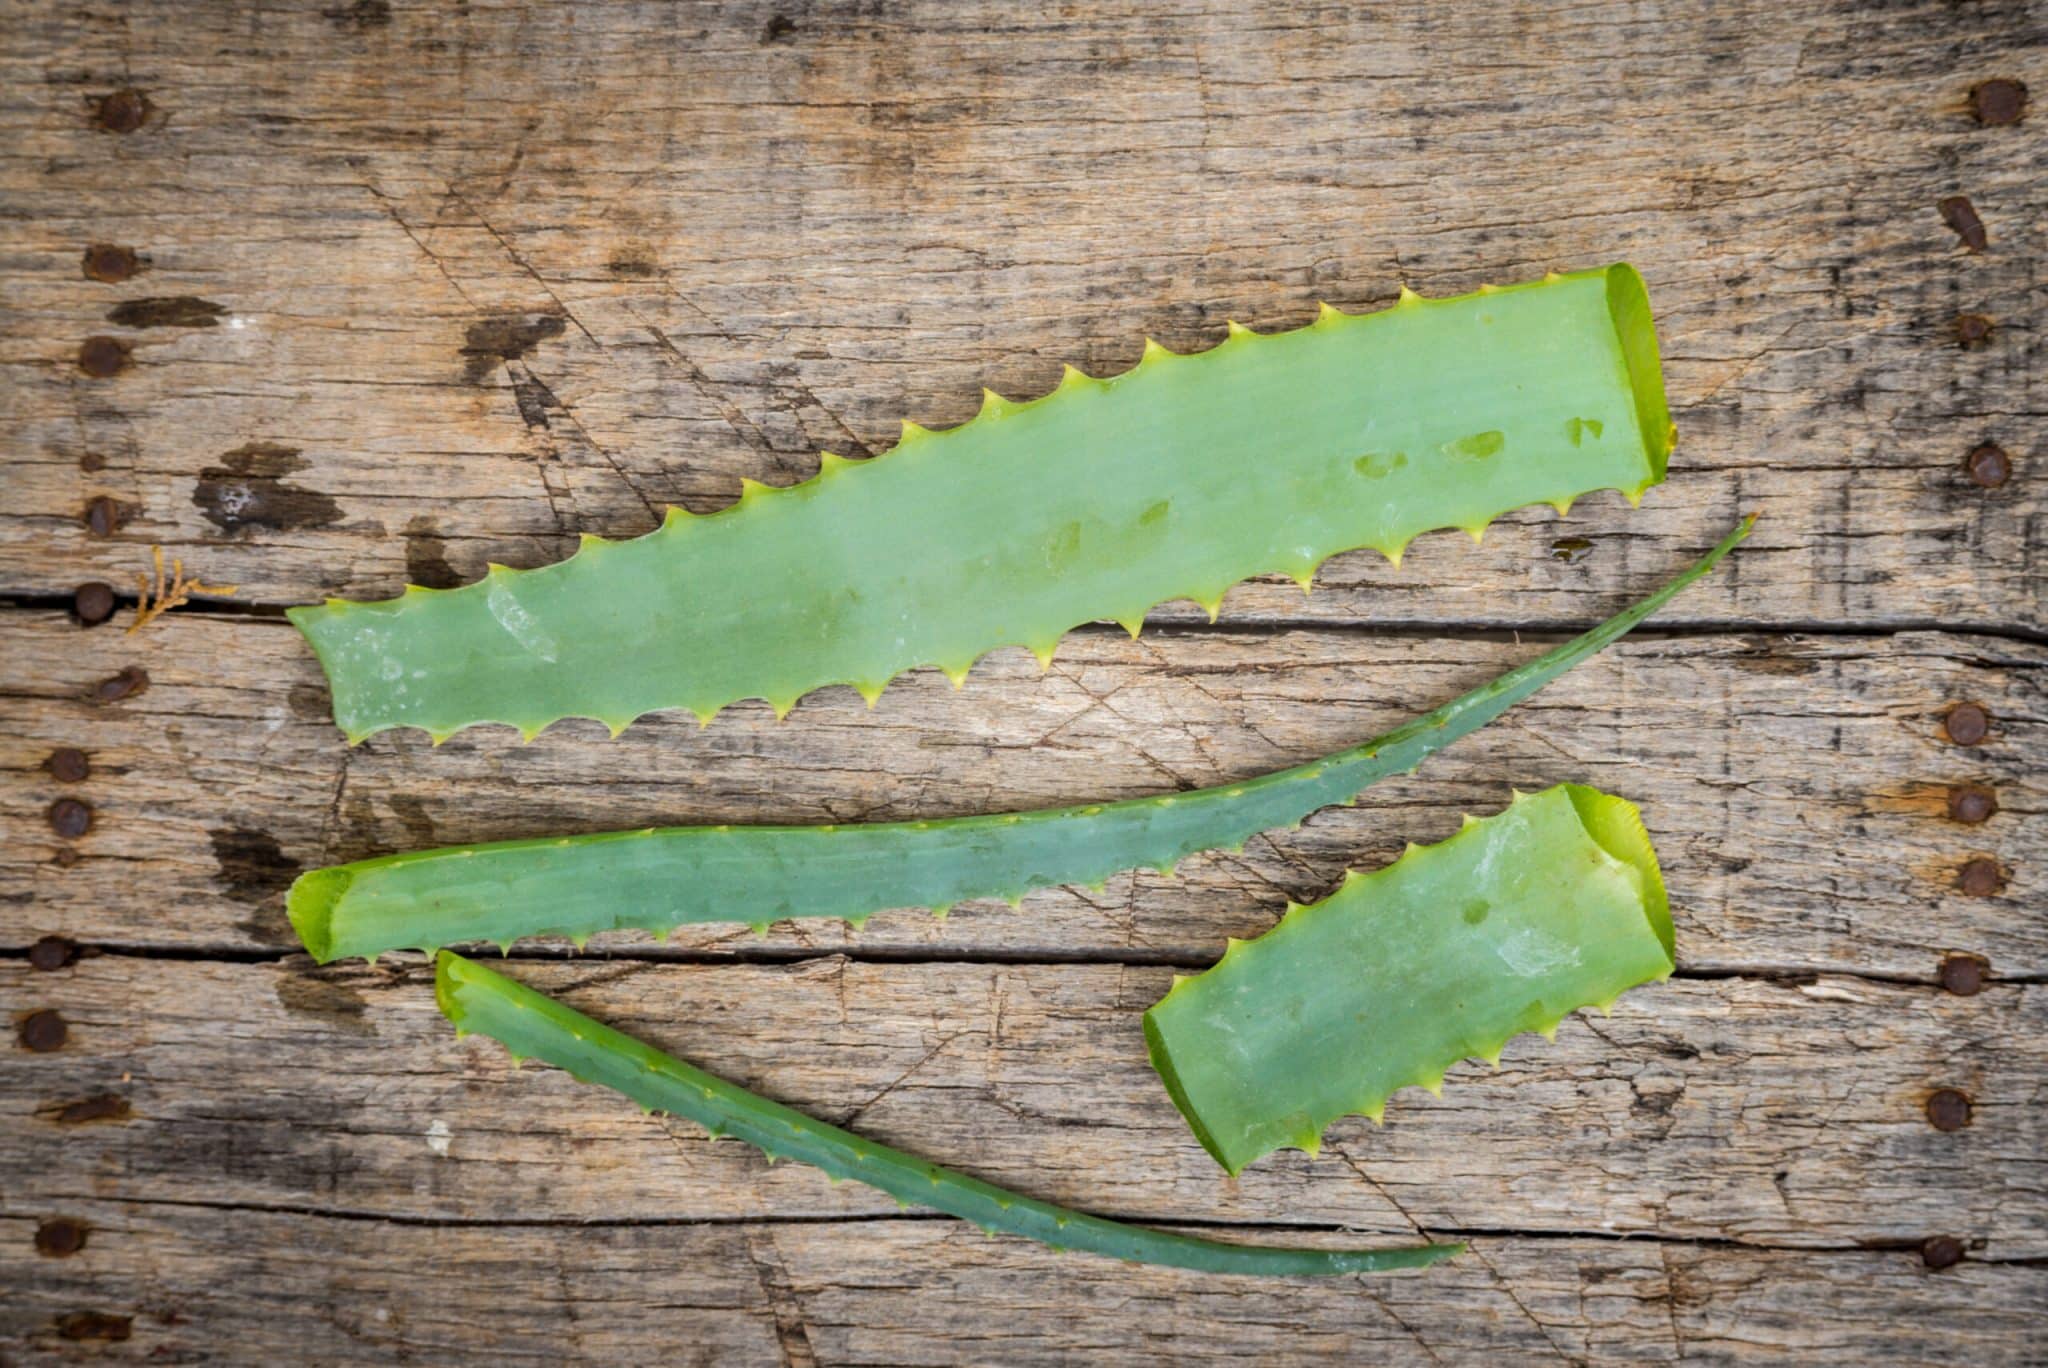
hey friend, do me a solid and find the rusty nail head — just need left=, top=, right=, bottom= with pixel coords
left=1955, top=313, right=1993, bottom=346
left=83, top=497, right=120, bottom=536
left=73, top=582, right=117, bottom=625
left=19, top=1010, right=67, bottom=1052
left=1920, top=1235, right=1965, bottom=1269
left=1937, top=196, right=1987, bottom=252
left=1970, top=78, right=2028, bottom=126
left=47, top=747, right=90, bottom=782
left=1937, top=954, right=1988, bottom=996
left=1925, top=1088, right=1972, bottom=1131
left=1944, top=703, right=1990, bottom=746
left=82, top=243, right=140, bottom=282
left=93, top=88, right=151, bottom=133
left=28, top=936, right=80, bottom=971
left=1964, top=443, right=2011, bottom=488
left=48, top=798, right=93, bottom=840
left=78, top=336, right=130, bottom=378
left=1956, top=857, right=2006, bottom=897
left=1947, top=785, right=1997, bottom=824
left=94, top=666, right=149, bottom=702
left=35, top=1219, right=87, bottom=1258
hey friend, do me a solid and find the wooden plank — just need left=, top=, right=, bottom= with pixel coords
left=2, top=0, right=2042, bottom=1360
left=1, top=0, right=2039, bottom=630
left=4, top=1204, right=2041, bottom=1365
left=5, top=957, right=2040, bottom=1257
left=5, top=612, right=2039, bottom=975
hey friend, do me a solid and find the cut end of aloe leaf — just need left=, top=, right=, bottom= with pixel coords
left=291, top=264, right=1674, bottom=744
left=285, top=866, right=354, bottom=964
left=1563, top=782, right=1673, bottom=964
left=1145, top=784, right=1675, bottom=1176
left=1604, top=262, right=1676, bottom=486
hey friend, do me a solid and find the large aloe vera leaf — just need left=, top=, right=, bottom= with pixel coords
left=289, top=520, right=1748, bottom=964
left=434, top=952, right=1461, bottom=1275
left=291, top=264, right=1673, bottom=743
left=1144, top=784, right=1671, bottom=1175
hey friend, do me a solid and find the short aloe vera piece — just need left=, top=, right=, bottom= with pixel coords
left=434, top=952, right=1460, bottom=1275
left=289, top=520, right=1749, bottom=963
left=291, top=264, right=1674, bottom=743
left=1145, top=784, right=1672, bottom=1175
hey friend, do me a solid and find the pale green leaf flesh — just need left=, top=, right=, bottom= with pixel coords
left=434, top=951, right=1461, bottom=1275
left=288, top=521, right=1749, bottom=964
left=290, top=264, right=1674, bottom=744
left=1144, top=784, right=1673, bottom=1175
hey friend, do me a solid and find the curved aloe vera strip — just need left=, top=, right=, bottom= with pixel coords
left=289, top=521, right=1750, bottom=963
left=1145, top=784, right=1672, bottom=1176
left=291, top=264, right=1674, bottom=743
left=435, top=951, right=1460, bottom=1275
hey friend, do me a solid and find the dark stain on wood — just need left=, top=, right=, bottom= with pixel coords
left=276, top=974, right=375, bottom=1036
left=48, top=1093, right=133, bottom=1125
left=192, top=443, right=343, bottom=535
left=287, top=681, right=333, bottom=721
left=55, top=1311, right=132, bottom=1343
left=209, top=828, right=302, bottom=943
left=107, top=296, right=227, bottom=328
left=461, top=314, right=566, bottom=383
left=323, top=0, right=392, bottom=29
left=403, top=515, right=461, bottom=588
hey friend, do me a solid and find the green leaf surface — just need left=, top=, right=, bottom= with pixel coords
left=290, top=520, right=1750, bottom=964
left=291, top=264, right=1674, bottom=743
left=1144, top=784, right=1674, bottom=1175
left=434, top=951, right=1461, bottom=1276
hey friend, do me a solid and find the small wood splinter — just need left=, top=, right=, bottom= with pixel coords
left=128, top=545, right=237, bottom=634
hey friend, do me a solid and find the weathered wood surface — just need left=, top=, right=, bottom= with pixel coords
left=3, top=0, right=2043, bottom=1362
left=1, top=0, right=2041, bottom=632
left=7, top=1211, right=2046, bottom=1368
left=7, top=957, right=2044, bottom=1252
left=3, top=612, right=2042, bottom=976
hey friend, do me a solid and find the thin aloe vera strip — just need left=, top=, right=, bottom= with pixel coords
left=434, top=951, right=1460, bottom=1275
left=291, top=264, right=1674, bottom=744
left=289, top=520, right=1749, bottom=963
left=1144, top=784, right=1673, bottom=1176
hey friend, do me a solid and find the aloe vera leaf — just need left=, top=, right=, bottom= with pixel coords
left=287, top=519, right=1748, bottom=964
left=434, top=952, right=1460, bottom=1275
left=289, top=264, right=1674, bottom=744
left=1144, top=784, right=1673, bottom=1176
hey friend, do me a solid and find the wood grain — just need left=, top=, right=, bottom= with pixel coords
left=3, top=612, right=2039, bottom=976
left=2, top=0, right=2041, bottom=1361
left=6, top=956, right=2043, bottom=1254
left=1, top=1, right=2041, bottom=632
left=5, top=1206, right=2043, bottom=1365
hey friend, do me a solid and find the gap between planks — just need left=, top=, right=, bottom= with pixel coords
left=7, top=940, right=2042, bottom=990
left=5, top=592, right=2047, bottom=647
left=16, top=1192, right=2041, bottom=1262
